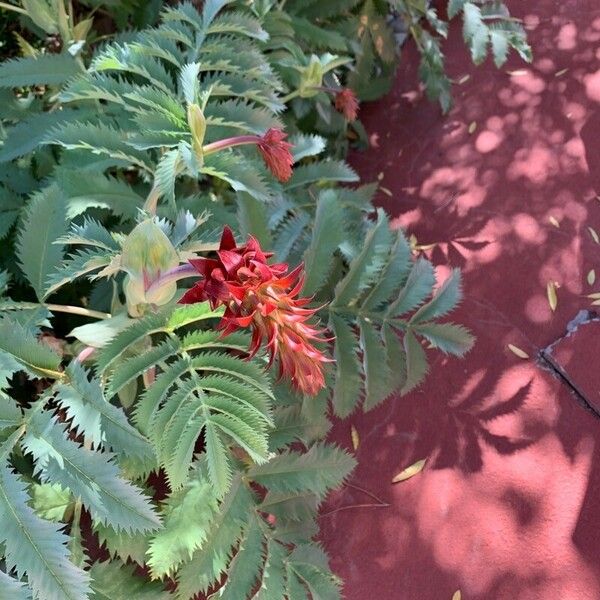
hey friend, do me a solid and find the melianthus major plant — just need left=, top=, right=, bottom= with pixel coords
left=0, top=0, right=529, bottom=598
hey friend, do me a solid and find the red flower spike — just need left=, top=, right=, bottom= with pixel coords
left=334, top=88, right=359, bottom=122
left=179, top=227, right=330, bottom=396
left=256, top=128, right=294, bottom=183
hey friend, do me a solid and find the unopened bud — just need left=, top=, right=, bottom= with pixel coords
left=187, top=103, right=206, bottom=163
left=299, top=56, right=324, bottom=98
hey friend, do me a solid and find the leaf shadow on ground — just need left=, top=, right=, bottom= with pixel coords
left=319, top=1, right=600, bottom=598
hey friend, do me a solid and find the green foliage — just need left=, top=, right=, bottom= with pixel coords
left=0, top=54, right=82, bottom=87
left=394, top=0, right=531, bottom=111
left=0, top=0, right=525, bottom=596
left=0, top=317, right=62, bottom=379
left=22, top=408, right=161, bottom=533
left=460, top=1, right=531, bottom=66
left=320, top=210, right=475, bottom=415
left=17, top=185, right=68, bottom=301
left=146, top=473, right=218, bottom=577
left=248, top=443, right=356, bottom=500
left=0, top=462, right=90, bottom=600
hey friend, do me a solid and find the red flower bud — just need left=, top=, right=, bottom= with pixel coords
left=334, top=88, right=359, bottom=122
left=256, top=128, right=294, bottom=182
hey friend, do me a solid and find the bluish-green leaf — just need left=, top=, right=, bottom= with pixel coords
left=0, top=463, right=90, bottom=600
left=17, top=185, right=68, bottom=301
left=0, top=54, right=81, bottom=87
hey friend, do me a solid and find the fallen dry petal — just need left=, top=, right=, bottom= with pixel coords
left=351, top=425, right=360, bottom=451
left=392, top=458, right=427, bottom=483
left=547, top=281, right=558, bottom=312
left=588, top=270, right=596, bottom=285
left=508, top=344, right=529, bottom=359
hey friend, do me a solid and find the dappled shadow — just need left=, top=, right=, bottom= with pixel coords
left=320, top=0, right=600, bottom=598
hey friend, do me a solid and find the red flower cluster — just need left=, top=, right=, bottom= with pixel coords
left=334, top=88, right=359, bottom=121
left=256, top=128, right=294, bottom=182
left=179, top=227, right=330, bottom=396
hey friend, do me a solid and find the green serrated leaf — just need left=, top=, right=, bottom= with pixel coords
left=22, top=409, right=161, bottom=533
left=0, top=317, right=62, bottom=379
left=30, top=483, right=72, bottom=522
left=247, top=443, right=356, bottom=500
left=0, top=569, right=32, bottom=600
left=175, top=473, right=254, bottom=598
left=302, top=190, right=344, bottom=296
left=89, top=561, right=171, bottom=599
left=18, top=185, right=68, bottom=301
left=147, top=475, right=218, bottom=578
left=0, top=463, right=90, bottom=600
left=411, top=269, right=462, bottom=323
left=0, top=109, right=82, bottom=164
left=402, top=330, right=428, bottom=394
left=415, top=322, right=474, bottom=356
left=0, top=54, right=81, bottom=87
left=359, top=319, right=392, bottom=410
left=330, top=314, right=362, bottom=417
left=332, top=210, right=391, bottom=307
left=387, top=259, right=436, bottom=318
left=285, top=160, right=358, bottom=190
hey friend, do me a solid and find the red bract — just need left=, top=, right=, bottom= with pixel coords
left=179, top=226, right=330, bottom=396
left=256, top=128, right=294, bottom=182
left=334, top=88, right=359, bottom=121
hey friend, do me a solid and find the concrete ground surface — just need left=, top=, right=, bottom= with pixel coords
left=320, top=1, right=600, bottom=598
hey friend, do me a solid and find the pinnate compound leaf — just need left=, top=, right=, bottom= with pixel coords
left=57, top=362, right=154, bottom=462
left=22, top=409, right=161, bottom=533
left=0, top=463, right=90, bottom=600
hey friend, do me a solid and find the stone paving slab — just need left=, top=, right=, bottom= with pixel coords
left=542, top=311, right=600, bottom=415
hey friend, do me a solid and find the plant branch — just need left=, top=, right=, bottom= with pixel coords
left=45, top=304, right=111, bottom=320
left=0, top=2, right=28, bottom=15
left=280, top=90, right=300, bottom=103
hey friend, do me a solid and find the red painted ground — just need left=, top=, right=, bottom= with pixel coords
left=320, top=1, right=600, bottom=598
